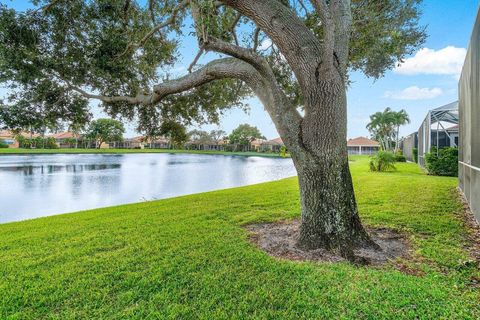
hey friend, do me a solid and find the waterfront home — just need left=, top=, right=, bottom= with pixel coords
left=347, top=137, right=380, bottom=155
left=260, top=138, right=284, bottom=153
left=0, top=130, right=39, bottom=148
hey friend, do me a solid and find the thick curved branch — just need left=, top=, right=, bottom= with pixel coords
left=65, top=82, right=154, bottom=105
left=62, top=57, right=302, bottom=152
left=152, top=58, right=302, bottom=152
left=220, top=0, right=323, bottom=87
left=203, top=37, right=269, bottom=74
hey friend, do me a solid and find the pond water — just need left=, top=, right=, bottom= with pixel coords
left=0, top=153, right=296, bottom=223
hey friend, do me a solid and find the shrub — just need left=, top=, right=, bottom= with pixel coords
left=413, top=148, right=418, bottom=163
left=394, top=150, right=406, bottom=162
left=279, top=146, right=287, bottom=158
left=369, top=151, right=396, bottom=172
left=425, top=147, right=458, bottom=177
left=0, top=140, right=8, bottom=148
left=17, top=136, right=58, bottom=149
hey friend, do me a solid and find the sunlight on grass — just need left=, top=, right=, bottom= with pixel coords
left=0, top=156, right=478, bottom=319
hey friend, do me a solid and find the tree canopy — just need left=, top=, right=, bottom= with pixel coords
left=85, top=118, right=125, bottom=148
left=0, top=0, right=425, bottom=134
left=366, top=108, right=410, bottom=151
left=228, top=123, right=265, bottom=145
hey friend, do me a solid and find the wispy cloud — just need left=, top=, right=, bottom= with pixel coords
left=384, top=86, right=443, bottom=100
left=395, top=46, right=466, bottom=77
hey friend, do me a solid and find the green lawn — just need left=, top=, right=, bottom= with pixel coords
left=0, top=157, right=478, bottom=319
left=0, top=148, right=283, bottom=158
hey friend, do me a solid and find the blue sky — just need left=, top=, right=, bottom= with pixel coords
left=1, top=0, right=479, bottom=139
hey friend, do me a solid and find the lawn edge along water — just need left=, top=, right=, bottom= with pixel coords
left=0, top=148, right=286, bottom=158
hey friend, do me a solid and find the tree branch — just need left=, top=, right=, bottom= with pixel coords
left=188, top=47, right=205, bottom=73
left=229, top=12, right=242, bottom=46
left=220, top=0, right=323, bottom=88
left=310, top=0, right=335, bottom=69
left=34, top=0, right=62, bottom=13
left=117, top=0, right=189, bottom=58
left=252, top=27, right=261, bottom=51
left=333, top=0, right=352, bottom=75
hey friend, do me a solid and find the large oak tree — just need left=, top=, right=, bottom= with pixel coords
left=0, top=0, right=425, bottom=259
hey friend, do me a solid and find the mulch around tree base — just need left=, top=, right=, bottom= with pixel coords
left=246, top=220, right=411, bottom=266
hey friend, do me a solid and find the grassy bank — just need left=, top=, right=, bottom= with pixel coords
left=0, top=148, right=283, bottom=158
left=0, top=157, right=478, bottom=319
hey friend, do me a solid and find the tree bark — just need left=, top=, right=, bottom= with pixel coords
left=291, top=78, right=374, bottom=258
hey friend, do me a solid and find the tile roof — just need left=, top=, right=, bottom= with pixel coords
left=49, top=132, right=78, bottom=139
left=262, top=137, right=284, bottom=145
left=0, top=130, right=39, bottom=138
left=347, top=136, right=380, bottom=147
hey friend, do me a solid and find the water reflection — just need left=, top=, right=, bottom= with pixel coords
left=0, top=153, right=296, bottom=223
left=0, top=164, right=121, bottom=175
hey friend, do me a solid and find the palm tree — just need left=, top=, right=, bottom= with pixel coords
left=392, top=109, right=410, bottom=154
left=366, top=108, right=396, bottom=151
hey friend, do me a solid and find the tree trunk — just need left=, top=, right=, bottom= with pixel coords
left=395, top=126, right=400, bottom=154
left=294, top=154, right=373, bottom=257
left=293, top=79, right=374, bottom=258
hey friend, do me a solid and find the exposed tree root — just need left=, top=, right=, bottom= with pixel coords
left=246, top=220, right=411, bottom=267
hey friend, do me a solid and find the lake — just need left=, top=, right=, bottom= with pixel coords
left=0, top=153, right=296, bottom=223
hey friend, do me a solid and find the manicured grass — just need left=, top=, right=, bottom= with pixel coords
left=0, top=148, right=283, bottom=158
left=0, top=157, right=478, bottom=319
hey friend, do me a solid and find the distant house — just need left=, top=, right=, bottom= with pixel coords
left=0, top=130, right=39, bottom=148
left=186, top=139, right=225, bottom=151
left=143, top=136, right=170, bottom=149
left=0, top=130, right=19, bottom=148
left=260, top=137, right=284, bottom=153
left=49, top=132, right=81, bottom=148
left=347, top=137, right=380, bottom=155
left=109, top=136, right=170, bottom=149
left=250, top=138, right=268, bottom=151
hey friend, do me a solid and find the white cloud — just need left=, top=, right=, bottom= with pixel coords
left=394, top=46, right=466, bottom=76
left=384, top=86, right=443, bottom=100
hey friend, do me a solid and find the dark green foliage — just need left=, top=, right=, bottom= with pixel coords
left=0, top=139, right=8, bottom=148
left=349, top=0, right=426, bottom=79
left=425, top=147, right=458, bottom=177
left=394, top=151, right=407, bottom=162
left=228, top=124, right=265, bottom=146
left=85, top=118, right=125, bottom=148
left=16, top=136, right=58, bottom=149
left=413, top=148, right=418, bottom=163
left=305, top=0, right=426, bottom=79
left=159, top=120, right=187, bottom=148
left=369, top=151, right=396, bottom=172
left=0, top=2, right=246, bottom=134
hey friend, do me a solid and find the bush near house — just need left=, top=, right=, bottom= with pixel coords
left=394, top=150, right=407, bottom=162
left=369, top=151, right=396, bottom=172
left=17, top=136, right=58, bottom=149
left=425, top=147, right=458, bottom=177
left=0, top=140, right=8, bottom=148
left=413, top=148, right=418, bottom=163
